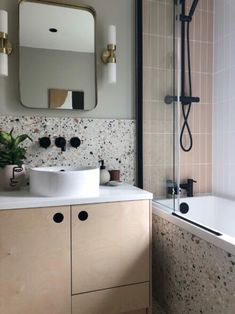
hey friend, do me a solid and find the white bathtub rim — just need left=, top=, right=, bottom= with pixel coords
left=153, top=202, right=235, bottom=257
left=155, top=195, right=235, bottom=238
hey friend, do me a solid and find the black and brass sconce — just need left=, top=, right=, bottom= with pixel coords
left=0, top=10, right=12, bottom=76
left=101, top=25, right=116, bottom=83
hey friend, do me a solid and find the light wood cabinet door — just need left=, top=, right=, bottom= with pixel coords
left=0, top=206, right=71, bottom=314
left=72, top=200, right=150, bottom=294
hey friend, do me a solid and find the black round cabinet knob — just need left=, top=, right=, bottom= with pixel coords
left=53, top=213, right=64, bottom=223
left=70, top=137, right=81, bottom=149
left=39, top=137, right=51, bottom=149
left=78, top=211, right=88, bottom=221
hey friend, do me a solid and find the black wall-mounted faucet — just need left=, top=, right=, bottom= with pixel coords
left=55, top=137, right=66, bottom=152
left=39, top=136, right=81, bottom=152
left=180, top=179, right=197, bottom=197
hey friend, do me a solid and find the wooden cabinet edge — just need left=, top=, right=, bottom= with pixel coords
left=0, top=205, right=71, bottom=212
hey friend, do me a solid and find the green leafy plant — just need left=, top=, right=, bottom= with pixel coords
left=0, top=129, right=33, bottom=168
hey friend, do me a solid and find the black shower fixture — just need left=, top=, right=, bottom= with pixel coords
left=180, top=0, right=200, bottom=152
left=180, top=0, right=199, bottom=22
left=188, top=0, right=199, bottom=19
left=164, top=95, right=200, bottom=105
left=165, top=0, right=200, bottom=152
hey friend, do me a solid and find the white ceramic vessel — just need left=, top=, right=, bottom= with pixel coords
left=0, top=165, right=26, bottom=191
left=30, top=166, right=100, bottom=197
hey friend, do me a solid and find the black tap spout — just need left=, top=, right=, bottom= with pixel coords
left=180, top=179, right=197, bottom=197
left=55, top=137, right=66, bottom=152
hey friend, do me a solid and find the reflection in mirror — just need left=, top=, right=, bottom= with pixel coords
left=19, top=0, right=97, bottom=110
left=49, top=89, right=85, bottom=110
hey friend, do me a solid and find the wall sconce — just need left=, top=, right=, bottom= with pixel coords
left=101, top=25, right=116, bottom=84
left=0, top=10, right=12, bottom=77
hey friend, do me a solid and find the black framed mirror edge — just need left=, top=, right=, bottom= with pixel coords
left=135, top=0, right=143, bottom=188
left=18, top=0, right=98, bottom=111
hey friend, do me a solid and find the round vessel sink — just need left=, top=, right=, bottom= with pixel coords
left=30, top=166, right=100, bottom=197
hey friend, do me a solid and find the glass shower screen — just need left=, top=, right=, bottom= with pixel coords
left=143, top=0, right=180, bottom=211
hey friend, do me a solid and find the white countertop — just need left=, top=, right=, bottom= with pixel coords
left=0, top=184, right=153, bottom=210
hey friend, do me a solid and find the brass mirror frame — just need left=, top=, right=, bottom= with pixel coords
left=18, top=0, right=97, bottom=111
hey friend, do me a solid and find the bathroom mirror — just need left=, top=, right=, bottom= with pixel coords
left=19, top=0, right=97, bottom=110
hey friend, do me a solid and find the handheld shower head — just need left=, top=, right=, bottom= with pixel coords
left=189, top=0, right=199, bottom=19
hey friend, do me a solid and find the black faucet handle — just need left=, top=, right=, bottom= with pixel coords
left=55, top=137, right=66, bottom=152
left=39, top=137, right=51, bottom=149
left=188, top=178, right=197, bottom=183
left=70, top=137, right=81, bottom=149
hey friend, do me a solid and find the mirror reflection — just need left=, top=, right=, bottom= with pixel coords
left=19, top=1, right=97, bottom=110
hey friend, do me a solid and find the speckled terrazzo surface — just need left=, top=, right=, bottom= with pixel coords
left=152, top=214, right=235, bottom=314
left=153, top=299, right=166, bottom=314
left=0, top=116, right=136, bottom=184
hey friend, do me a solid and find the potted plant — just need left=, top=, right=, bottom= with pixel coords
left=0, top=129, right=32, bottom=190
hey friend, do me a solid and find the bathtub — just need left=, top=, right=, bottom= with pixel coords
left=153, top=195, right=235, bottom=255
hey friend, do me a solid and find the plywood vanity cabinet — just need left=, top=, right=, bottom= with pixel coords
left=0, top=206, right=71, bottom=314
left=0, top=198, right=151, bottom=314
left=72, top=200, right=150, bottom=314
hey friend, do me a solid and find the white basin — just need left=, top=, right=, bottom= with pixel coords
left=30, top=166, right=100, bottom=197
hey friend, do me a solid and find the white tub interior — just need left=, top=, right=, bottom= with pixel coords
left=157, top=196, right=235, bottom=238
left=153, top=195, right=235, bottom=255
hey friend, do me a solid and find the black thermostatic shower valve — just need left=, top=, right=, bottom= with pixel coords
left=180, top=96, right=200, bottom=105
left=164, top=95, right=200, bottom=105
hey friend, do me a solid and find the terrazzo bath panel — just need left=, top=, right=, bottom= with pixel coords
left=152, top=214, right=235, bottom=314
left=0, top=116, right=136, bottom=184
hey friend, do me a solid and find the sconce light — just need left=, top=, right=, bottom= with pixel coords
left=0, top=10, right=12, bottom=77
left=101, top=25, right=116, bottom=84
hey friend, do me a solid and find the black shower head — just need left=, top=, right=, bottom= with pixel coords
left=189, top=0, right=199, bottom=19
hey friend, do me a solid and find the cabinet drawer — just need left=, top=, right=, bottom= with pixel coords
left=72, top=200, right=150, bottom=294
left=72, top=282, right=149, bottom=314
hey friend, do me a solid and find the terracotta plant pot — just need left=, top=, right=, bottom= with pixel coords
left=0, top=165, right=26, bottom=191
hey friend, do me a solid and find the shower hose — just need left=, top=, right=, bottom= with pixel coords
left=180, top=21, right=193, bottom=152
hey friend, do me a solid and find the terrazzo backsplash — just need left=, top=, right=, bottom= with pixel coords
left=0, top=116, right=136, bottom=184
left=152, top=214, right=235, bottom=314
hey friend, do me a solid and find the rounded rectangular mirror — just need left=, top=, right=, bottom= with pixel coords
left=19, top=0, right=97, bottom=110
